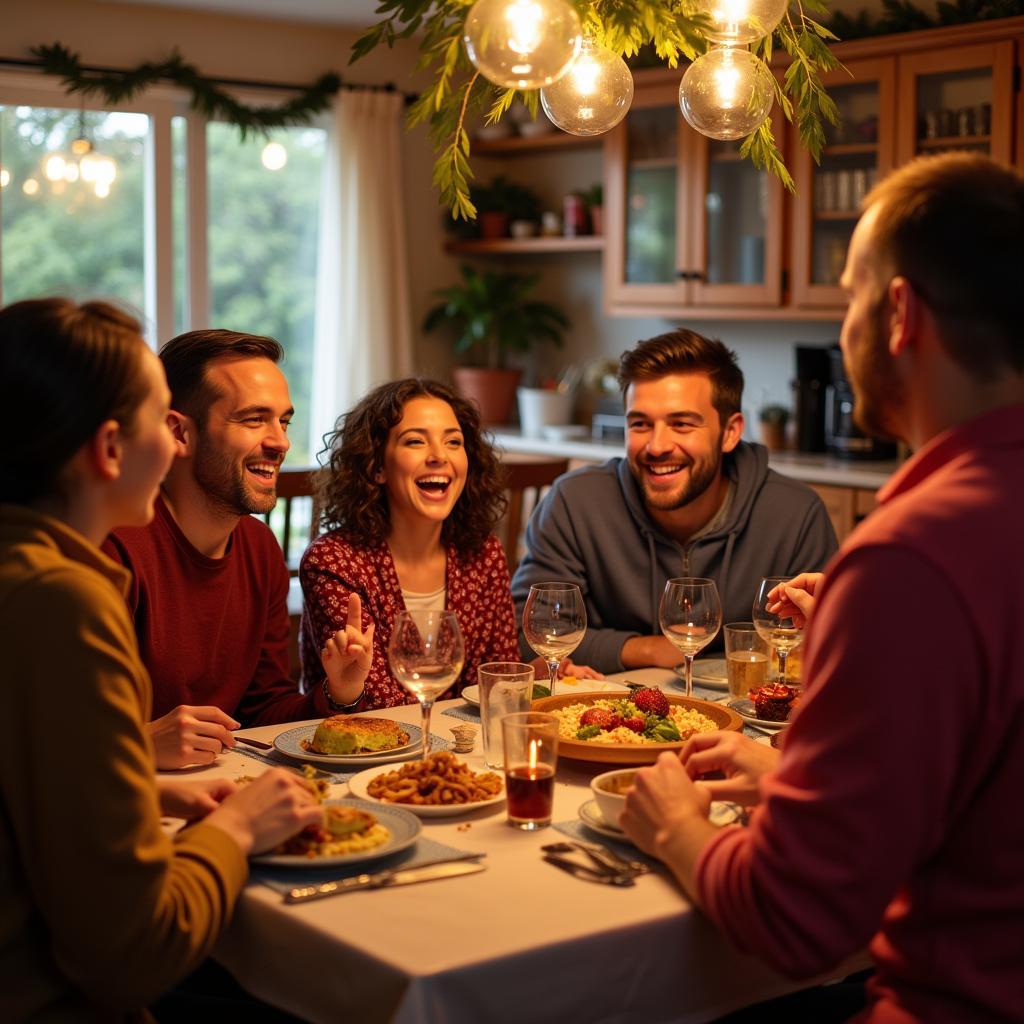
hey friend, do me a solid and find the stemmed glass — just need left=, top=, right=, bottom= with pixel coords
left=522, top=583, right=586, bottom=698
left=388, top=610, right=465, bottom=760
left=752, top=577, right=804, bottom=688
left=658, top=578, right=722, bottom=698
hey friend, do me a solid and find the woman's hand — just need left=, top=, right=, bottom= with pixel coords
left=321, top=593, right=374, bottom=705
left=205, top=769, right=325, bottom=856
left=767, top=572, right=824, bottom=629
left=147, top=705, right=238, bottom=770
left=158, top=777, right=239, bottom=820
left=680, top=730, right=779, bottom=807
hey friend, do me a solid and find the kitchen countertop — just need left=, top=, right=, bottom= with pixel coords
left=489, top=428, right=901, bottom=490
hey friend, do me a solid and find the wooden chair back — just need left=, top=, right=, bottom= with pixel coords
left=264, top=467, right=320, bottom=576
left=501, top=456, right=569, bottom=573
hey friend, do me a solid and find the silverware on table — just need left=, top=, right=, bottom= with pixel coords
left=543, top=839, right=650, bottom=879
left=234, top=735, right=273, bottom=751
left=285, top=859, right=485, bottom=903
left=542, top=852, right=636, bottom=886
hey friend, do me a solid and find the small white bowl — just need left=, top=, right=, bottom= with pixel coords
left=542, top=424, right=588, bottom=442
left=591, top=768, right=638, bottom=829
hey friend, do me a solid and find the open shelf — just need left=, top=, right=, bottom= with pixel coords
left=445, top=236, right=605, bottom=255
left=813, top=210, right=860, bottom=221
left=823, top=142, right=879, bottom=156
left=472, top=132, right=603, bottom=156
left=916, top=133, right=991, bottom=150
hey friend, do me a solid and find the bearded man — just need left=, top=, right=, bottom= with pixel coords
left=511, top=329, right=837, bottom=672
left=105, top=330, right=345, bottom=769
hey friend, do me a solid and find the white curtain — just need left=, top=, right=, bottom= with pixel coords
left=310, top=89, right=413, bottom=460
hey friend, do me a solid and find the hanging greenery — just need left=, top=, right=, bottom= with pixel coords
left=827, top=0, right=1023, bottom=40
left=351, top=0, right=843, bottom=220
left=30, top=43, right=342, bottom=137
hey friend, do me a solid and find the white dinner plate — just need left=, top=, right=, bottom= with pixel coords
left=579, top=798, right=741, bottom=842
left=347, top=761, right=506, bottom=818
left=727, top=698, right=789, bottom=731
left=251, top=799, right=421, bottom=867
left=273, top=722, right=423, bottom=768
left=672, top=657, right=728, bottom=690
left=462, top=684, right=480, bottom=707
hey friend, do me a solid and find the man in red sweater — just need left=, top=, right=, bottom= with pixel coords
left=106, top=330, right=363, bottom=769
left=622, top=153, right=1024, bottom=1021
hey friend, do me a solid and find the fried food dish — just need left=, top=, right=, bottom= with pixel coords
left=275, top=804, right=390, bottom=858
left=303, top=715, right=410, bottom=755
left=367, top=751, right=503, bottom=806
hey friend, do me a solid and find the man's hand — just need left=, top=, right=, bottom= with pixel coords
left=205, top=768, right=325, bottom=856
left=158, top=777, right=239, bottom=820
left=620, top=635, right=682, bottom=669
left=529, top=657, right=604, bottom=681
left=681, top=730, right=780, bottom=806
left=148, top=705, right=239, bottom=770
left=321, top=593, right=374, bottom=706
left=767, top=572, right=824, bottom=629
left=621, top=752, right=712, bottom=858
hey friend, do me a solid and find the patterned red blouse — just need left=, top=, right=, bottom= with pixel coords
left=299, top=531, right=520, bottom=710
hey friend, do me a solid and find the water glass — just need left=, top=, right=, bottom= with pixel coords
left=502, top=712, right=559, bottom=830
left=478, top=662, right=534, bottom=769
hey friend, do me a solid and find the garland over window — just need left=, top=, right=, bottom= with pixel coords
left=30, top=43, right=342, bottom=137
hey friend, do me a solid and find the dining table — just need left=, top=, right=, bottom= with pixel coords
left=163, top=667, right=863, bottom=1024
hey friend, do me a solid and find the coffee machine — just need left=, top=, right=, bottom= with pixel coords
left=824, top=347, right=898, bottom=459
left=792, top=346, right=831, bottom=453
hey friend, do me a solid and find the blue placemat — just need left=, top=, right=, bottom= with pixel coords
left=442, top=705, right=480, bottom=723
left=552, top=820, right=661, bottom=870
left=252, top=836, right=486, bottom=894
left=235, top=734, right=453, bottom=783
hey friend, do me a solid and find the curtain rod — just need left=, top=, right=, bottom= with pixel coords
left=0, top=56, right=418, bottom=103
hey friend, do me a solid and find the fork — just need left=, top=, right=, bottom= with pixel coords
left=542, top=852, right=636, bottom=886
left=542, top=840, right=650, bottom=879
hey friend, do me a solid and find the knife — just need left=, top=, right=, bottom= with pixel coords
left=285, top=859, right=485, bottom=903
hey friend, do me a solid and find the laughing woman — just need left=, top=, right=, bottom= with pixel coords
left=299, top=378, right=522, bottom=710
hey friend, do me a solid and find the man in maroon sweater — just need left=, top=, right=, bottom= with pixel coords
left=106, top=330, right=358, bottom=769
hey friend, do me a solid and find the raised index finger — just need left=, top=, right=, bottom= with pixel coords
left=346, top=592, right=363, bottom=632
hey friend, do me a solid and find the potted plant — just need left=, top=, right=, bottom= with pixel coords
left=759, top=403, right=790, bottom=451
left=582, top=183, right=604, bottom=236
left=423, top=265, right=568, bottom=424
left=472, top=176, right=542, bottom=240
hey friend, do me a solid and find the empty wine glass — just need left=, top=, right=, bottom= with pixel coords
left=522, top=582, right=586, bottom=698
left=752, top=577, right=804, bottom=688
left=388, top=610, right=465, bottom=760
left=659, top=578, right=722, bottom=698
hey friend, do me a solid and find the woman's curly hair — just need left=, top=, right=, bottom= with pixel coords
left=316, top=378, right=508, bottom=553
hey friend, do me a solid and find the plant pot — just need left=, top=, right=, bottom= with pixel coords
left=479, top=212, right=510, bottom=240
left=517, top=387, right=574, bottom=439
left=453, top=367, right=521, bottom=425
left=760, top=421, right=788, bottom=451
left=589, top=205, right=604, bottom=236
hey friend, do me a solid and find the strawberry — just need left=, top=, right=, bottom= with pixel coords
left=620, top=716, right=645, bottom=734
left=579, top=707, right=620, bottom=731
left=630, top=687, right=669, bottom=718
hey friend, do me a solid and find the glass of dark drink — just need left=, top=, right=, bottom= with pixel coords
left=501, top=712, right=559, bottom=830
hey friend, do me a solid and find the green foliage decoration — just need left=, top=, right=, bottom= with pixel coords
left=423, top=265, right=568, bottom=370
left=352, top=0, right=844, bottom=218
left=30, top=42, right=341, bottom=137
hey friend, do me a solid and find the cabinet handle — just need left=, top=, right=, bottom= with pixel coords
left=676, top=270, right=704, bottom=281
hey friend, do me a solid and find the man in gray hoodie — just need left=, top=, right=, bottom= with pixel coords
left=511, top=330, right=838, bottom=673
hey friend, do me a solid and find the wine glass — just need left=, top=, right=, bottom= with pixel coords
left=659, top=578, right=722, bottom=698
left=522, top=583, right=586, bottom=698
left=388, top=610, right=465, bottom=760
left=752, top=577, right=804, bottom=689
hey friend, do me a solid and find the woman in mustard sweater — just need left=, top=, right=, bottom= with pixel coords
left=0, top=298, right=323, bottom=1021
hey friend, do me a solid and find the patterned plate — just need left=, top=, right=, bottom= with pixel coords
left=273, top=722, right=423, bottom=767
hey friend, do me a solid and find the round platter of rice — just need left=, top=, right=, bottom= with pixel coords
left=532, top=691, right=742, bottom=764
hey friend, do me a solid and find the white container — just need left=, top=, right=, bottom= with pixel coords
left=517, top=387, right=574, bottom=438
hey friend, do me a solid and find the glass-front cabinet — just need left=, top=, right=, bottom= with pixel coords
left=604, top=74, right=783, bottom=313
left=791, top=58, right=896, bottom=307
left=896, top=42, right=1015, bottom=164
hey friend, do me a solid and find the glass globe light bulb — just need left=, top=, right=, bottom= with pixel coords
left=679, top=46, right=774, bottom=141
left=23, top=177, right=40, bottom=197
left=70, top=136, right=92, bottom=158
left=540, top=38, right=634, bottom=137
left=464, top=0, right=582, bottom=90
left=44, top=154, right=67, bottom=182
left=694, top=0, right=789, bottom=44
left=261, top=141, right=288, bottom=171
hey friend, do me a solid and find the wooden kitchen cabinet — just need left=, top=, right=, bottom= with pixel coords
left=807, top=482, right=880, bottom=544
left=603, top=72, right=784, bottom=316
left=791, top=57, right=897, bottom=308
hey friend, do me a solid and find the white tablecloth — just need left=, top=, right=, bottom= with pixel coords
left=167, top=669, right=861, bottom=1023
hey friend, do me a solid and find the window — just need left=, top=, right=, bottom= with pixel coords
left=1, top=80, right=326, bottom=465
